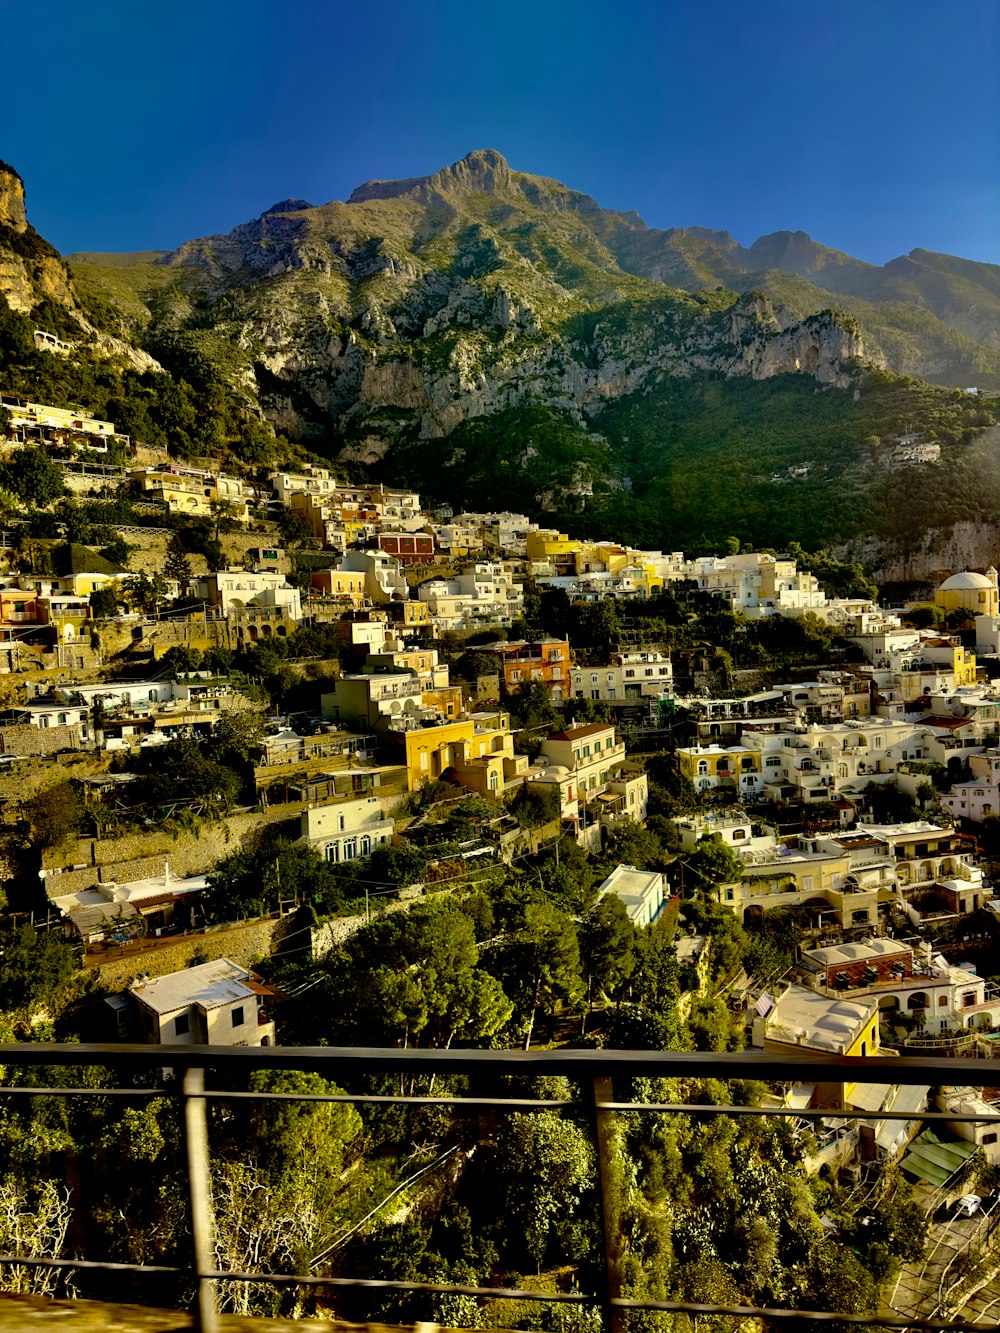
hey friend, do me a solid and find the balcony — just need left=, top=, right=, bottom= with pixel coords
left=2, top=1043, right=1000, bottom=1332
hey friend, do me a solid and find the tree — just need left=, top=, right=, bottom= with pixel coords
left=0, top=486, right=19, bottom=524
left=165, top=536, right=193, bottom=593
left=516, top=901, right=585, bottom=1048
left=208, top=708, right=266, bottom=765
left=572, top=600, right=623, bottom=664
left=684, top=833, right=744, bottom=895
left=89, top=585, right=119, bottom=619
left=98, top=534, right=133, bottom=569
left=122, top=571, right=168, bottom=617
left=508, top=782, right=561, bottom=830
left=366, top=841, right=428, bottom=889
left=0, top=295, right=34, bottom=361
left=133, top=737, right=240, bottom=812
left=0, top=1178, right=72, bottom=1297
left=339, top=900, right=512, bottom=1049
left=506, top=678, right=558, bottom=730
left=602, top=817, right=665, bottom=870
left=0, top=449, right=64, bottom=507
left=0, top=925, right=79, bottom=1017
left=208, top=497, right=239, bottom=542
left=21, top=780, right=85, bottom=848
left=580, top=893, right=636, bottom=1012
left=489, top=1111, right=595, bottom=1271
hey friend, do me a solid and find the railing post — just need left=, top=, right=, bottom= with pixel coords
left=181, top=1066, right=218, bottom=1333
left=590, top=1075, right=623, bottom=1333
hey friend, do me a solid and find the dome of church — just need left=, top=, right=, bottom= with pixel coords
left=938, top=571, right=995, bottom=591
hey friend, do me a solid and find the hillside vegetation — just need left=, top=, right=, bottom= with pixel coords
left=1, top=150, right=998, bottom=557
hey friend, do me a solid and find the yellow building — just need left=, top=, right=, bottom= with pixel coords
left=525, top=529, right=586, bottom=574
left=131, top=466, right=250, bottom=522
left=935, top=569, right=999, bottom=625
left=400, top=710, right=521, bottom=793
left=676, top=743, right=764, bottom=797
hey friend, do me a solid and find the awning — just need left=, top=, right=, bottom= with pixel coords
left=900, top=1128, right=979, bottom=1187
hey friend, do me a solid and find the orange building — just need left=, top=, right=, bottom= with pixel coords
left=480, top=638, right=571, bottom=700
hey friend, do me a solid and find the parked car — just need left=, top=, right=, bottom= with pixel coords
left=954, top=1194, right=982, bottom=1217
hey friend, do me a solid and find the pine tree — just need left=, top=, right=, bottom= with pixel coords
left=164, top=536, right=192, bottom=593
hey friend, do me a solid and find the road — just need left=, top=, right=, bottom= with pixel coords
left=891, top=1198, right=1000, bottom=1321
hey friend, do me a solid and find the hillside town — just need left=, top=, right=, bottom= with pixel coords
left=5, top=403, right=1000, bottom=1315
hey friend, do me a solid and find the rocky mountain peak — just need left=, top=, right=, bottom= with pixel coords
left=262, top=197, right=314, bottom=216
left=348, top=148, right=514, bottom=204
left=0, top=159, right=28, bottom=233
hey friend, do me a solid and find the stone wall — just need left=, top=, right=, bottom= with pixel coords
left=42, top=806, right=301, bottom=897
left=0, top=723, right=83, bottom=756
left=91, top=911, right=298, bottom=990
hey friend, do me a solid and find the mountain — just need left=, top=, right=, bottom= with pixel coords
left=3, top=150, right=998, bottom=564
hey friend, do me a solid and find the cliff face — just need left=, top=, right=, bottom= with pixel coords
left=66, top=150, right=893, bottom=449
left=0, top=163, right=80, bottom=315
left=0, top=162, right=159, bottom=372
left=0, top=164, right=27, bottom=232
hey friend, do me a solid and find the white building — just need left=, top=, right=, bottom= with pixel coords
left=321, top=673, right=436, bottom=731
left=570, top=650, right=673, bottom=702
left=799, top=939, right=1000, bottom=1035
left=51, top=865, right=206, bottom=944
left=336, top=550, right=409, bottom=604
left=299, top=795, right=394, bottom=863
left=270, top=466, right=341, bottom=508
left=595, top=865, right=666, bottom=926
left=131, top=959, right=275, bottom=1046
left=191, top=570, right=302, bottom=620
left=416, top=563, right=523, bottom=629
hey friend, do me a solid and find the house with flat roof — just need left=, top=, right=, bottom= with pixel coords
left=131, top=958, right=275, bottom=1047
left=754, top=983, right=880, bottom=1108
left=595, top=865, right=666, bottom=926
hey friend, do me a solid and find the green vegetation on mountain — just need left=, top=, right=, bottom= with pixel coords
left=3, top=150, right=1000, bottom=560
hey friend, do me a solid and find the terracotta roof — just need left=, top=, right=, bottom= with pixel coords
left=922, top=715, right=972, bottom=730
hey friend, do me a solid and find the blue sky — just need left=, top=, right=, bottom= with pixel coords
left=3, top=0, right=998, bottom=265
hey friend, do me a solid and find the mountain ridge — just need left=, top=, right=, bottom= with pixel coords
left=2, top=149, right=998, bottom=566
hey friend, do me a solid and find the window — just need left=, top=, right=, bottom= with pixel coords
left=231, top=1007, right=244, bottom=1027
left=939, top=995, right=948, bottom=1007
left=591, top=674, right=598, bottom=684
left=964, top=991, right=977, bottom=1008
left=174, top=1014, right=190, bottom=1036
left=985, top=1134, right=998, bottom=1145
left=607, top=687, right=616, bottom=698
left=592, top=690, right=600, bottom=700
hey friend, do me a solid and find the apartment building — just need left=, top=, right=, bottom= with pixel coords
left=571, top=650, right=673, bottom=703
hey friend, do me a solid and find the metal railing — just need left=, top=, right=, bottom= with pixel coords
left=4, top=1044, right=1000, bottom=1331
